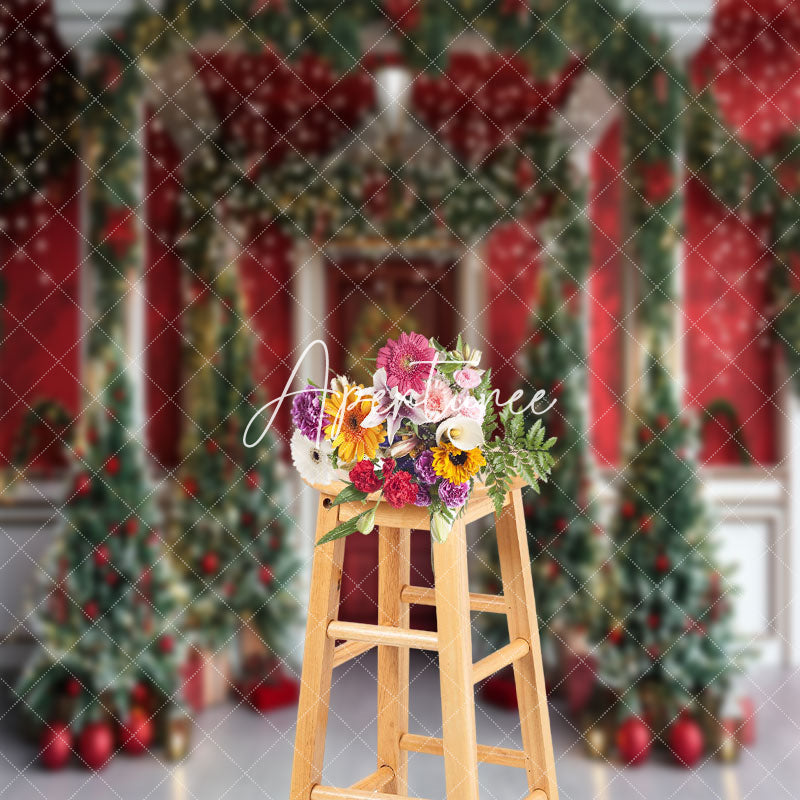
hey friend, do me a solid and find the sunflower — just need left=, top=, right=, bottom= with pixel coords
left=431, top=443, right=486, bottom=484
left=324, top=385, right=385, bottom=463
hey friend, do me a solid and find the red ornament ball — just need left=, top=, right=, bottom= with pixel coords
left=201, top=552, right=220, bottom=575
left=74, top=473, right=91, bottom=497
left=555, top=517, right=568, bottom=534
left=655, top=413, right=670, bottom=430
left=93, top=545, right=110, bottom=567
left=183, top=477, right=198, bottom=498
left=39, top=722, right=73, bottom=770
left=83, top=601, right=99, bottom=620
left=205, top=439, right=219, bottom=454
left=647, top=612, right=660, bottom=630
left=104, top=456, right=120, bottom=476
left=608, top=626, right=624, bottom=645
left=259, top=565, right=273, bottom=585
left=621, top=500, right=636, bottom=519
left=668, top=715, right=704, bottom=767
left=130, top=682, right=149, bottom=705
left=639, top=515, right=653, bottom=533
left=76, top=721, right=114, bottom=770
left=158, top=635, right=174, bottom=654
left=245, top=471, right=260, bottom=490
left=545, top=560, right=560, bottom=579
left=639, top=426, right=653, bottom=444
left=616, top=716, right=652, bottom=766
left=119, top=707, right=154, bottom=755
left=655, top=553, right=670, bottom=573
left=65, top=677, right=82, bottom=697
left=124, top=518, right=139, bottom=536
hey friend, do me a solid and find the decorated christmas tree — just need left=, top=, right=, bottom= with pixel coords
left=596, top=359, right=739, bottom=757
left=215, top=279, right=301, bottom=662
left=174, top=274, right=300, bottom=667
left=16, top=365, right=186, bottom=768
left=481, top=265, right=602, bottom=674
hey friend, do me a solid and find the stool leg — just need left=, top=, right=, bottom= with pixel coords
left=433, top=519, right=480, bottom=800
left=290, top=497, right=346, bottom=800
left=495, top=488, right=559, bottom=800
left=377, top=526, right=411, bottom=794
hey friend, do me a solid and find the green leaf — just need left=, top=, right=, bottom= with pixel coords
left=316, top=511, right=374, bottom=546
left=330, top=484, right=369, bottom=507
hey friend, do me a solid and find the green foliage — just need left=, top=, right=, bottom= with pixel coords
left=483, top=411, right=557, bottom=515
left=596, top=361, right=740, bottom=718
left=16, top=366, right=186, bottom=732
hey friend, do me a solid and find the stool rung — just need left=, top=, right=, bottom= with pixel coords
left=332, top=640, right=375, bottom=668
left=472, top=638, right=530, bottom=684
left=399, top=733, right=528, bottom=769
left=311, top=787, right=429, bottom=800
left=400, top=585, right=507, bottom=614
left=327, top=620, right=439, bottom=651
left=350, top=765, right=394, bottom=791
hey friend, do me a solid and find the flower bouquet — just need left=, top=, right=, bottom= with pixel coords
left=290, top=333, right=557, bottom=544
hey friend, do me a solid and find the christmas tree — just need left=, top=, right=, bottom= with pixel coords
left=215, top=278, right=301, bottom=660
left=596, top=359, right=738, bottom=728
left=481, top=265, right=602, bottom=672
left=16, top=365, right=186, bottom=751
left=174, top=275, right=300, bottom=659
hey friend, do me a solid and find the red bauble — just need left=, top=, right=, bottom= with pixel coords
left=245, top=471, right=260, bottom=490
left=655, top=553, right=670, bottom=573
left=124, top=518, right=138, bottom=536
left=158, top=635, right=175, bottom=654
left=131, top=682, right=149, bottom=705
left=545, top=560, right=560, bottom=579
left=201, top=552, right=220, bottom=575
left=608, top=626, right=624, bottom=645
left=39, top=722, right=73, bottom=770
left=205, top=439, right=219, bottom=453
left=104, top=456, right=120, bottom=476
left=259, top=565, right=273, bottom=585
left=65, top=677, right=82, bottom=697
left=616, top=716, right=652, bottom=766
left=655, top=413, right=670, bottom=430
left=647, top=613, right=660, bottom=630
left=183, top=477, right=198, bottom=498
left=639, top=515, right=653, bottom=533
left=384, top=0, right=421, bottom=31
left=76, top=721, right=114, bottom=770
left=639, top=426, right=654, bottom=444
left=93, top=545, right=110, bottom=567
left=74, top=473, right=91, bottom=497
left=83, top=600, right=99, bottom=620
left=621, top=500, right=636, bottom=519
left=667, top=715, right=704, bottom=767
left=119, top=707, right=154, bottom=755
left=555, top=517, right=568, bottom=534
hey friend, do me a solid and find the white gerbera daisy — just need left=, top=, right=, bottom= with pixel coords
left=290, top=429, right=336, bottom=485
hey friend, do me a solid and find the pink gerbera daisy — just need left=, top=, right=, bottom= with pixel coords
left=376, top=332, right=436, bottom=395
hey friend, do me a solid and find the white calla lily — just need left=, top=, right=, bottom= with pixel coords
left=435, top=415, right=484, bottom=450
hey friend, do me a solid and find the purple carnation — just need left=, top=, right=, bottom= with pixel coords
left=414, top=450, right=437, bottom=485
left=413, top=484, right=432, bottom=507
left=438, top=480, right=470, bottom=509
left=291, top=386, right=328, bottom=440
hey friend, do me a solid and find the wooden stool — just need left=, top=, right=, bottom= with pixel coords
left=290, top=478, right=558, bottom=800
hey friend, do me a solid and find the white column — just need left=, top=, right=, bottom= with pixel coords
left=457, top=238, right=487, bottom=352
left=783, top=376, right=800, bottom=666
left=291, top=238, right=328, bottom=625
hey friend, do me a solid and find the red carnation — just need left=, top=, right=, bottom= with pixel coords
left=383, top=471, right=417, bottom=509
left=349, top=460, right=383, bottom=493
left=381, top=458, right=396, bottom=478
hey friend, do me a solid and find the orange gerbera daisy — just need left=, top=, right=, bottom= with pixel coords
left=324, top=385, right=384, bottom=463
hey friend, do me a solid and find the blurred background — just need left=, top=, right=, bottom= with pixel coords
left=1, top=0, right=800, bottom=798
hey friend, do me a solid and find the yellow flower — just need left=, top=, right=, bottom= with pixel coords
left=431, top=443, right=486, bottom=484
left=324, top=385, right=384, bottom=463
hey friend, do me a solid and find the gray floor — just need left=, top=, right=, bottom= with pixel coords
left=1, top=654, right=798, bottom=800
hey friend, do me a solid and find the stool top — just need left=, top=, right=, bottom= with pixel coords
left=303, top=476, right=527, bottom=530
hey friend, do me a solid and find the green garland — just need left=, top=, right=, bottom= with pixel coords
left=687, top=87, right=800, bottom=391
